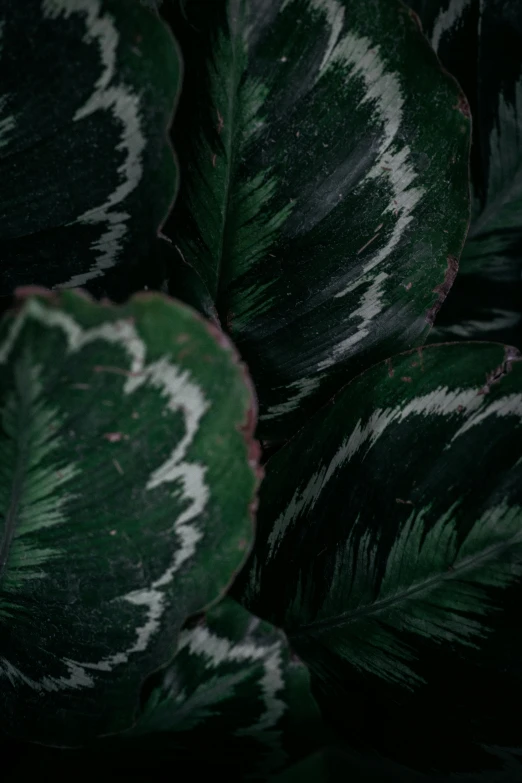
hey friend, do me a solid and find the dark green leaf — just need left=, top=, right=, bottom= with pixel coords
left=128, top=597, right=326, bottom=779
left=163, top=238, right=220, bottom=325
left=408, top=0, right=522, bottom=346
left=270, top=745, right=522, bottom=783
left=0, top=0, right=179, bottom=298
left=0, top=288, right=259, bottom=745
left=234, top=341, right=522, bottom=772
left=162, top=0, right=470, bottom=441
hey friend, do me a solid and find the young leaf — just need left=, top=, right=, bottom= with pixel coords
left=162, top=0, right=470, bottom=441
left=126, top=598, right=326, bottom=780
left=0, top=0, right=179, bottom=298
left=234, top=341, right=522, bottom=772
left=409, top=0, right=522, bottom=346
left=0, top=288, right=260, bottom=746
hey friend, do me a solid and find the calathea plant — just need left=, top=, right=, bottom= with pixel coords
left=407, top=0, right=522, bottom=350
left=1, top=1, right=522, bottom=781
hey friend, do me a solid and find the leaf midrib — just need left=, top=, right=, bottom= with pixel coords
left=289, top=531, right=522, bottom=640
left=0, top=358, right=32, bottom=579
left=214, top=0, right=245, bottom=317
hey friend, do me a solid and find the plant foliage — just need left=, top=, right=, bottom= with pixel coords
left=1, top=0, right=522, bottom=780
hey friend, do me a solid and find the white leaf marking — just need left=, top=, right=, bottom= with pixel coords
left=431, top=0, right=472, bottom=52
left=179, top=624, right=286, bottom=734
left=0, top=23, right=15, bottom=150
left=452, top=393, right=522, bottom=440
left=42, top=0, right=145, bottom=287
left=329, top=35, right=424, bottom=296
left=469, top=72, right=522, bottom=241
left=434, top=308, right=522, bottom=338
left=319, top=270, right=389, bottom=369
left=263, top=20, right=427, bottom=417
left=282, top=0, right=345, bottom=73
left=0, top=297, right=210, bottom=689
left=267, top=386, right=484, bottom=560
left=263, top=376, right=322, bottom=420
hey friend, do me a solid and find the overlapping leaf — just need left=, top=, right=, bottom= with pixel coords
left=269, top=746, right=522, bottom=783
left=126, top=598, right=325, bottom=780
left=0, top=288, right=260, bottom=745
left=234, top=341, right=522, bottom=772
left=162, top=0, right=470, bottom=441
left=0, top=0, right=179, bottom=298
left=409, top=0, right=522, bottom=346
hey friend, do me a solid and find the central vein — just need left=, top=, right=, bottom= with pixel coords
left=0, top=352, right=33, bottom=579
left=214, top=0, right=247, bottom=322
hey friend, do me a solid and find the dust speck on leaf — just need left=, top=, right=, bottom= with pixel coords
left=113, top=459, right=124, bottom=475
left=103, top=432, right=124, bottom=443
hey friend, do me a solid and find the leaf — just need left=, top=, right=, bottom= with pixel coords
left=161, top=0, right=471, bottom=441
left=268, top=750, right=329, bottom=783
left=126, top=597, right=326, bottom=780
left=234, top=341, right=522, bottom=772
left=162, top=237, right=220, bottom=325
left=425, top=272, right=522, bottom=347
left=0, top=287, right=260, bottom=746
left=0, top=0, right=179, bottom=298
left=408, top=0, right=522, bottom=346
left=269, top=746, right=522, bottom=783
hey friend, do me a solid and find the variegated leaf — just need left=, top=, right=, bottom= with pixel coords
left=234, top=342, right=522, bottom=773
left=124, top=598, right=325, bottom=780
left=0, top=288, right=260, bottom=745
left=161, top=0, right=470, bottom=441
left=409, top=0, right=522, bottom=346
left=0, top=0, right=179, bottom=298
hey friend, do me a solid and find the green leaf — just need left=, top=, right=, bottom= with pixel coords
left=161, top=237, right=220, bottom=325
left=127, top=597, right=326, bottom=779
left=0, top=0, right=179, bottom=298
left=408, top=0, right=522, bottom=346
left=162, top=0, right=470, bottom=441
left=234, top=341, right=522, bottom=772
left=0, top=288, right=260, bottom=746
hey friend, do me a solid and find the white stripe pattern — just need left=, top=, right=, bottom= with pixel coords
left=266, top=384, right=516, bottom=560
left=42, top=0, right=146, bottom=288
left=0, top=296, right=210, bottom=690
left=264, top=1, right=426, bottom=417
left=179, top=624, right=286, bottom=735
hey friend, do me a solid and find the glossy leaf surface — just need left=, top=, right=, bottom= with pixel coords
left=235, top=341, right=522, bottom=772
left=0, top=0, right=179, bottom=297
left=163, top=0, right=470, bottom=441
left=130, top=597, right=324, bottom=779
left=409, top=0, right=522, bottom=347
left=0, top=288, right=259, bottom=745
